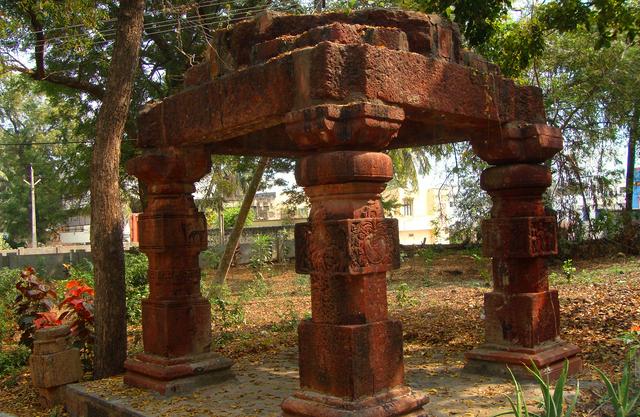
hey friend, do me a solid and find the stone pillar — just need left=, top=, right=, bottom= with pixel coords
left=282, top=151, right=428, bottom=417
left=30, top=325, right=82, bottom=407
left=124, top=147, right=232, bottom=395
left=465, top=124, right=582, bottom=379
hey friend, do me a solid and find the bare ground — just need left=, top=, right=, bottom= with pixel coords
left=1, top=249, right=639, bottom=416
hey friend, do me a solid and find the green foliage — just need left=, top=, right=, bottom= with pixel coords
left=478, top=18, right=545, bottom=78
left=417, top=247, right=436, bottom=265
left=249, top=234, right=274, bottom=280
left=619, top=326, right=640, bottom=350
left=201, top=247, right=223, bottom=270
left=0, top=268, right=20, bottom=341
left=0, top=76, right=91, bottom=245
left=447, top=144, right=491, bottom=244
left=271, top=301, right=302, bottom=332
left=242, top=277, right=271, bottom=299
left=593, top=349, right=640, bottom=417
left=65, top=259, right=94, bottom=286
left=0, top=235, right=11, bottom=250
left=395, top=283, right=418, bottom=308
left=13, top=267, right=58, bottom=348
left=407, top=0, right=512, bottom=46
left=293, top=274, right=311, bottom=296
left=123, top=251, right=149, bottom=325
left=0, top=345, right=30, bottom=378
left=593, top=210, right=624, bottom=239
left=498, top=361, right=579, bottom=417
left=64, top=252, right=148, bottom=325
left=222, top=206, right=255, bottom=231
left=561, top=259, right=577, bottom=283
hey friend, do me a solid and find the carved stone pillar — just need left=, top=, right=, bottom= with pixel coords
left=124, top=147, right=232, bottom=395
left=281, top=151, right=428, bottom=417
left=465, top=124, right=582, bottom=379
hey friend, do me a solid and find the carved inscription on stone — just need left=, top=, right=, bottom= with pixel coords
left=482, top=216, right=557, bottom=258
left=295, top=218, right=400, bottom=275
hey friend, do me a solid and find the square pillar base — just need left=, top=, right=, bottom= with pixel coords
left=124, top=352, right=233, bottom=395
left=298, top=319, right=404, bottom=399
left=464, top=340, right=582, bottom=381
left=282, top=386, right=429, bottom=417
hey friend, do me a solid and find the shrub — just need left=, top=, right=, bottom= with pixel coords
left=14, top=267, right=58, bottom=348
left=64, top=251, right=149, bottom=325
left=250, top=234, right=274, bottom=279
left=0, top=268, right=20, bottom=341
left=201, top=247, right=222, bottom=269
left=395, top=283, right=418, bottom=309
left=0, top=345, right=30, bottom=378
left=124, top=251, right=149, bottom=325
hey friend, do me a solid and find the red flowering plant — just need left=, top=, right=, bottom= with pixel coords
left=14, top=267, right=95, bottom=367
left=58, top=280, right=95, bottom=348
left=14, top=267, right=59, bottom=348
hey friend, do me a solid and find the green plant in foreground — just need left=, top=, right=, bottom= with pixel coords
left=561, top=259, right=576, bottom=283
left=497, top=360, right=579, bottom=417
left=593, top=348, right=640, bottom=417
left=395, top=283, right=418, bottom=309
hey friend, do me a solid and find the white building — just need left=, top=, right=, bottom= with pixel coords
left=384, top=186, right=452, bottom=245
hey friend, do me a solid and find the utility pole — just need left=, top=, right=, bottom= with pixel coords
left=23, top=164, right=41, bottom=248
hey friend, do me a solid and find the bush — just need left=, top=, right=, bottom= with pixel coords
left=250, top=234, right=274, bottom=279
left=0, top=268, right=20, bottom=341
left=201, top=247, right=222, bottom=269
left=0, top=345, right=30, bottom=378
left=64, top=251, right=149, bottom=325
left=124, top=251, right=149, bottom=325
left=14, top=267, right=58, bottom=348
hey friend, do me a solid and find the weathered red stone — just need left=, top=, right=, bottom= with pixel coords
left=282, top=151, right=427, bottom=417
left=30, top=325, right=82, bottom=407
left=465, top=125, right=581, bottom=379
left=123, top=147, right=232, bottom=395
left=128, top=8, right=580, bottom=408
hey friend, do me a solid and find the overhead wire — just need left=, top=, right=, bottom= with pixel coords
left=17, top=6, right=268, bottom=50
left=0, top=140, right=133, bottom=146
left=5, top=0, right=267, bottom=47
left=32, top=0, right=246, bottom=34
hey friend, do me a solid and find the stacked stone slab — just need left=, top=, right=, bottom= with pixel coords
left=126, top=8, right=581, bottom=415
left=30, top=326, right=82, bottom=407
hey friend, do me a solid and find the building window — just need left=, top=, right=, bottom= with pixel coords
left=402, top=199, right=413, bottom=216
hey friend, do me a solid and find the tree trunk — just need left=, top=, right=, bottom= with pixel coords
left=209, top=157, right=270, bottom=295
left=625, top=104, right=639, bottom=213
left=90, top=0, right=144, bottom=379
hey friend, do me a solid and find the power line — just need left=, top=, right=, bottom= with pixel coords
left=33, top=0, right=249, bottom=34
left=5, top=1, right=267, bottom=46
left=15, top=5, right=267, bottom=50
left=0, top=140, right=135, bottom=146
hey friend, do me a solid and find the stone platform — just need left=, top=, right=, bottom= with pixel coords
left=61, top=349, right=581, bottom=417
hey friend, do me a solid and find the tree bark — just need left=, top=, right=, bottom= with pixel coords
left=209, top=157, right=270, bottom=295
left=90, top=0, right=144, bottom=379
left=625, top=103, right=639, bottom=213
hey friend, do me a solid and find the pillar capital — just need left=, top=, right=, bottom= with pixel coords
left=285, top=103, right=405, bottom=151
left=472, top=122, right=563, bottom=165
left=126, top=146, right=211, bottom=191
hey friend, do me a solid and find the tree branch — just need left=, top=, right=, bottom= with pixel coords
left=27, top=8, right=46, bottom=79
left=4, top=65, right=105, bottom=100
